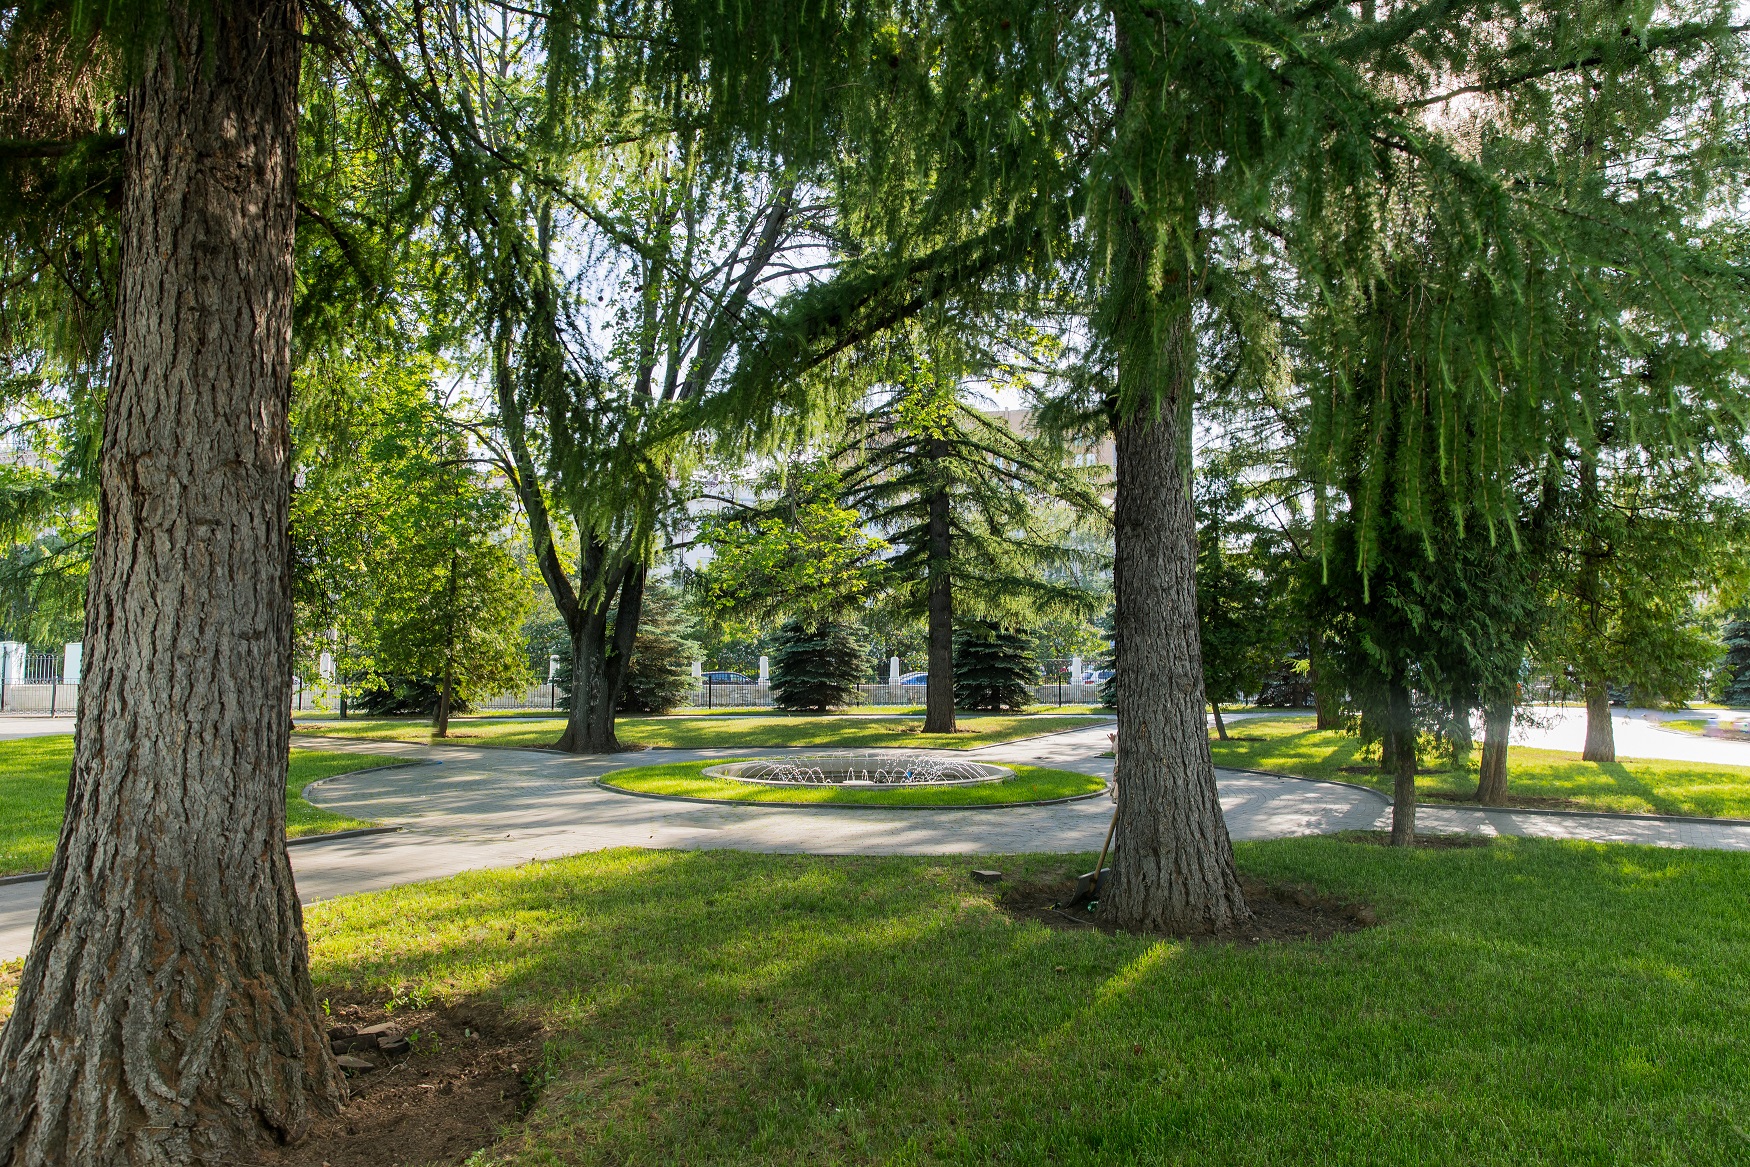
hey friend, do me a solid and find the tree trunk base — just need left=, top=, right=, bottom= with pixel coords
left=1476, top=698, right=1511, bottom=805
left=1582, top=684, right=1616, bottom=764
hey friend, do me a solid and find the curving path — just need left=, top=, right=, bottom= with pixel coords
left=6, top=721, right=1750, bottom=961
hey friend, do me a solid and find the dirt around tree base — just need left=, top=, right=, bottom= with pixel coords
left=253, top=991, right=544, bottom=1167
left=995, top=874, right=1378, bottom=944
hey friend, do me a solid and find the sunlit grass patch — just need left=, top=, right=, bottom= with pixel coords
left=297, top=838, right=1750, bottom=1165
left=1212, top=715, right=1750, bottom=817
left=599, top=759, right=1106, bottom=805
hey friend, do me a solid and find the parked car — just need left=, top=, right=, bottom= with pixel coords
left=1081, top=669, right=1113, bottom=684
left=701, top=670, right=753, bottom=684
left=898, top=671, right=928, bottom=685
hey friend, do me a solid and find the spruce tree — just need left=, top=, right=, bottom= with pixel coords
left=769, top=617, right=867, bottom=711
left=952, top=622, right=1039, bottom=711
left=1720, top=617, right=1750, bottom=708
left=833, top=338, right=1105, bottom=733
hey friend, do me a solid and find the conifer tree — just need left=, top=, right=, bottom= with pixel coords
left=769, top=617, right=866, bottom=711
left=0, top=2, right=347, bottom=1159
left=1719, top=617, right=1750, bottom=708
left=831, top=334, right=1105, bottom=732
left=952, top=621, right=1039, bottom=710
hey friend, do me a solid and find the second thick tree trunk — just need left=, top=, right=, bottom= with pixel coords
left=924, top=479, right=956, bottom=734
left=1582, top=681, right=1616, bottom=763
left=0, top=4, right=346, bottom=1162
left=1100, top=201, right=1249, bottom=931
left=1476, top=696, right=1512, bottom=805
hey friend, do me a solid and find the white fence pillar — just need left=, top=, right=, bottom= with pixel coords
left=889, top=656, right=901, bottom=685
left=63, top=642, right=83, bottom=685
left=758, top=655, right=770, bottom=683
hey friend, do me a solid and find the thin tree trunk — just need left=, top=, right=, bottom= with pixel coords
left=1387, top=683, right=1417, bottom=846
left=1309, top=643, right=1341, bottom=730
left=434, top=547, right=460, bottom=737
left=1100, top=168, right=1249, bottom=930
left=1211, top=702, right=1228, bottom=740
left=924, top=477, right=956, bottom=734
left=1476, top=696, right=1512, bottom=805
left=435, top=665, right=455, bottom=737
left=1582, top=680, right=1616, bottom=763
left=0, top=4, right=345, bottom=1162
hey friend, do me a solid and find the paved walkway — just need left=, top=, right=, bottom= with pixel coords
left=7, top=720, right=1750, bottom=961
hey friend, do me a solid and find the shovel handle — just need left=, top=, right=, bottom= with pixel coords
left=1091, top=806, right=1117, bottom=899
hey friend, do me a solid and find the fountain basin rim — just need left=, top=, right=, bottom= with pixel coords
left=701, top=753, right=1012, bottom=787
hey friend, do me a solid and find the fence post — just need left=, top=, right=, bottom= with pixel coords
left=49, top=657, right=57, bottom=717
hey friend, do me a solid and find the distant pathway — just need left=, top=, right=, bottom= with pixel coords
left=6, top=718, right=1750, bottom=961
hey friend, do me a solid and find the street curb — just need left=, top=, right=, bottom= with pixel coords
left=286, top=825, right=402, bottom=846
left=0, top=870, right=47, bottom=886
left=298, top=758, right=439, bottom=801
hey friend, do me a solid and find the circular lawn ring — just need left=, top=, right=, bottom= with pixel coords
left=702, top=751, right=1011, bottom=787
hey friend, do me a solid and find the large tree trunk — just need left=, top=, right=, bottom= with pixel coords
left=923, top=477, right=956, bottom=734
left=555, top=548, right=644, bottom=754
left=1100, top=200, right=1249, bottom=932
left=1476, top=695, right=1512, bottom=805
left=1582, top=680, right=1616, bottom=763
left=0, top=4, right=345, bottom=1163
left=1386, top=683, right=1417, bottom=846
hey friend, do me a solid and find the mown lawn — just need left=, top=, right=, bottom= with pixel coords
left=600, top=760, right=1106, bottom=805
left=0, top=736, right=388, bottom=877
left=294, top=712, right=1108, bottom=751
left=286, top=838, right=1750, bottom=1165
left=1211, top=715, right=1750, bottom=818
left=1660, top=718, right=1708, bottom=735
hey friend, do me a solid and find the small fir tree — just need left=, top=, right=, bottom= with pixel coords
left=617, top=631, right=698, bottom=714
left=1719, top=617, right=1750, bottom=708
left=769, top=618, right=866, bottom=711
left=953, top=623, right=1038, bottom=711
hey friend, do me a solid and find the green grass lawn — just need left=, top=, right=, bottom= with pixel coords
left=1659, top=718, right=1708, bottom=735
left=294, top=712, right=1108, bottom=751
left=0, top=736, right=388, bottom=877
left=600, top=760, right=1106, bottom=805
left=277, top=837, right=1750, bottom=1165
left=1212, top=715, right=1750, bottom=818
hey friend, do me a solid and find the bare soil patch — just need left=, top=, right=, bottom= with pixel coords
left=253, top=991, right=544, bottom=1167
left=994, top=874, right=1377, bottom=944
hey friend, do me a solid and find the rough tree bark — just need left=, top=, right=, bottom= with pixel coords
left=1476, top=695, right=1512, bottom=805
left=1582, top=680, right=1616, bottom=763
left=924, top=472, right=956, bottom=735
left=0, top=4, right=346, bottom=1163
left=1386, top=683, right=1417, bottom=846
left=1210, top=702, right=1228, bottom=741
left=1099, top=190, right=1250, bottom=931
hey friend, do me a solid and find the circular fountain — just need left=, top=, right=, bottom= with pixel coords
left=701, top=751, right=1012, bottom=787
